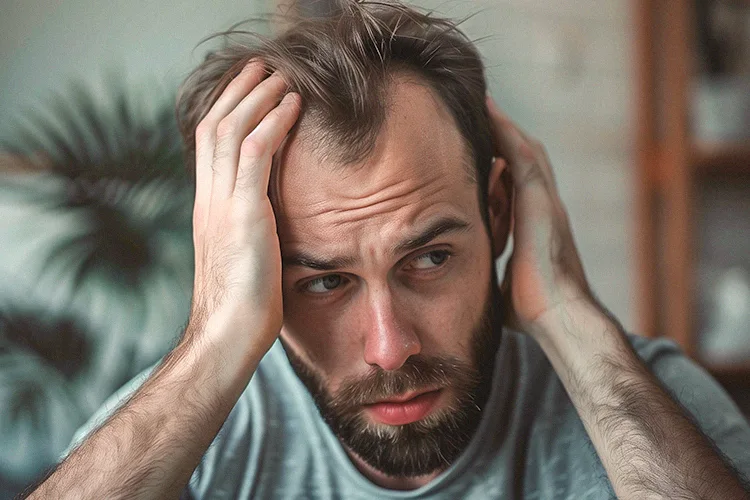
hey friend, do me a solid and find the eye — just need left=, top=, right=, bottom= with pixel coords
left=407, top=250, right=451, bottom=270
left=302, top=274, right=345, bottom=294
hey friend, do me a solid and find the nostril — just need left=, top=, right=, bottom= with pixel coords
left=361, top=289, right=421, bottom=370
left=363, top=330, right=421, bottom=371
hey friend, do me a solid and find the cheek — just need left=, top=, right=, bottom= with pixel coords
left=279, top=246, right=493, bottom=372
left=410, top=260, right=491, bottom=352
left=281, top=296, right=360, bottom=376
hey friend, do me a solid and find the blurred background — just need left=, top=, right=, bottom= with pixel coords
left=1, top=0, right=749, bottom=496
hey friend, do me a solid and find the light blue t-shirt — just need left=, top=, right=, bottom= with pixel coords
left=69, top=331, right=750, bottom=499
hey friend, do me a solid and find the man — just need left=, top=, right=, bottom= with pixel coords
left=29, top=1, right=750, bottom=498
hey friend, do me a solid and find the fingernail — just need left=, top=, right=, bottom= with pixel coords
left=241, top=58, right=263, bottom=72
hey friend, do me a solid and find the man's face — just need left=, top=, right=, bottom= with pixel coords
left=273, top=77, right=504, bottom=478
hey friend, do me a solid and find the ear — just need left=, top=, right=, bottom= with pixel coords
left=487, top=157, right=513, bottom=259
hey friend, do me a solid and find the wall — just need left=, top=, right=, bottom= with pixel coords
left=0, top=0, right=274, bottom=140
left=421, top=0, right=635, bottom=331
left=0, top=0, right=636, bottom=331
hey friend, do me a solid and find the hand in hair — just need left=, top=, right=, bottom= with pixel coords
left=486, top=96, right=750, bottom=500
left=485, top=95, right=592, bottom=340
left=187, top=59, right=301, bottom=370
left=26, top=60, right=301, bottom=499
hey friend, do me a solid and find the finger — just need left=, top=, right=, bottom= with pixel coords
left=194, top=60, right=267, bottom=232
left=485, top=95, right=547, bottom=190
left=528, top=138, right=559, bottom=191
left=486, top=96, right=563, bottom=195
left=211, top=72, right=289, bottom=203
left=202, top=59, right=268, bottom=127
left=485, top=108, right=556, bottom=262
left=234, top=92, right=301, bottom=202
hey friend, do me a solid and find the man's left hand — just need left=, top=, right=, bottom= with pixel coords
left=486, top=96, right=750, bottom=500
left=486, top=95, right=595, bottom=339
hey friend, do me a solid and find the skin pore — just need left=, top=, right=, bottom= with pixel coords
left=270, top=76, right=510, bottom=489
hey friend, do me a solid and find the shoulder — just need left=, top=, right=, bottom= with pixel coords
left=627, top=333, right=746, bottom=431
left=515, top=329, right=750, bottom=480
left=64, top=341, right=314, bottom=497
left=189, top=340, right=323, bottom=497
left=627, top=333, right=750, bottom=477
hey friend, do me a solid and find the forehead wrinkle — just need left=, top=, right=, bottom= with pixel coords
left=286, top=169, right=450, bottom=227
left=330, top=180, right=449, bottom=227
left=276, top=75, right=481, bottom=254
left=281, top=203, right=474, bottom=272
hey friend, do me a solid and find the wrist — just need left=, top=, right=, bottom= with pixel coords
left=179, top=311, right=271, bottom=400
left=533, top=298, right=633, bottom=377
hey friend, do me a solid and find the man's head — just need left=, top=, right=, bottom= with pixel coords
left=177, top=0, right=512, bottom=481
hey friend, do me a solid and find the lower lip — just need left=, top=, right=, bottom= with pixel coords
left=365, top=390, right=442, bottom=426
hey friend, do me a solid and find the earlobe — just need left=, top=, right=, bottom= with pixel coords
left=487, top=158, right=512, bottom=259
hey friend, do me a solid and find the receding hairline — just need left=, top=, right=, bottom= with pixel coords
left=284, top=68, right=478, bottom=184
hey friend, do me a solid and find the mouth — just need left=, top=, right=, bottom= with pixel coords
left=363, top=389, right=443, bottom=426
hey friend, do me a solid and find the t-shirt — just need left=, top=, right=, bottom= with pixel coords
left=68, top=330, right=750, bottom=499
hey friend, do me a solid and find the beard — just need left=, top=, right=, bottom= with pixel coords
left=281, top=275, right=503, bottom=478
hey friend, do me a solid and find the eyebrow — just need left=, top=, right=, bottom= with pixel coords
left=392, top=216, right=472, bottom=254
left=282, top=216, right=472, bottom=271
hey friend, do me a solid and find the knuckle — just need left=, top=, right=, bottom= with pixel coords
left=195, top=119, right=213, bottom=142
left=240, top=135, right=268, bottom=159
left=216, top=116, right=239, bottom=139
left=518, top=164, right=546, bottom=187
left=265, top=106, right=285, bottom=123
left=234, top=170, right=255, bottom=193
left=262, top=71, right=285, bottom=89
left=226, top=72, right=250, bottom=92
left=279, top=99, right=298, bottom=117
left=517, top=141, right=537, bottom=163
left=268, top=103, right=294, bottom=127
left=229, top=200, right=254, bottom=226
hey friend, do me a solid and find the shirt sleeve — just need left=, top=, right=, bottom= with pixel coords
left=636, top=335, right=750, bottom=480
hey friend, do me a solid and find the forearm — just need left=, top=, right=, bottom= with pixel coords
left=536, top=300, right=748, bottom=500
left=31, top=320, right=262, bottom=499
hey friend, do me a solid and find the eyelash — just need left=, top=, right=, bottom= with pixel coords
left=299, top=249, right=453, bottom=295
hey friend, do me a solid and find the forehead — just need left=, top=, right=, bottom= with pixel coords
left=272, top=78, right=479, bottom=250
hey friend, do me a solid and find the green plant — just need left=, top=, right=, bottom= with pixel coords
left=0, top=76, right=195, bottom=493
left=1, top=78, right=193, bottom=292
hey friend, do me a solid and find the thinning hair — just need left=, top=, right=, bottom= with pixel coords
left=176, top=0, right=494, bottom=213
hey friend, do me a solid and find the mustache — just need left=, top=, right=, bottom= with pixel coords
left=328, top=355, right=481, bottom=411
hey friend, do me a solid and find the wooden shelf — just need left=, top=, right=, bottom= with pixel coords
left=692, top=141, right=750, bottom=174
left=635, top=0, right=750, bottom=359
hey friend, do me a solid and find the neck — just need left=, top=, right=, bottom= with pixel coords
left=345, top=447, right=444, bottom=490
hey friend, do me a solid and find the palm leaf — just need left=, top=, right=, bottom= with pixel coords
left=0, top=307, right=92, bottom=380
left=0, top=76, right=193, bottom=294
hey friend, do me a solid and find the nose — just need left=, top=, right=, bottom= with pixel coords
left=362, top=286, right=421, bottom=371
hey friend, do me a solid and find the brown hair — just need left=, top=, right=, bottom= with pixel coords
left=176, top=0, right=494, bottom=213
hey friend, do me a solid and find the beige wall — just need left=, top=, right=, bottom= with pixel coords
left=0, top=0, right=636, bottom=331
left=420, top=0, right=635, bottom=331
left=0, top=0, right=274, bottom=140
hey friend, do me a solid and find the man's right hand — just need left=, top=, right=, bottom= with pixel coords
left=187, top=60, right=301, bottom=373
left=28, top=62, right=300, bottom=499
